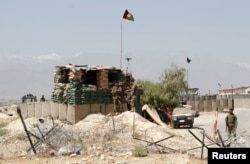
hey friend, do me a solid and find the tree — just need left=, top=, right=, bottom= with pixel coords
left=138, top=64, right=187, bottom=108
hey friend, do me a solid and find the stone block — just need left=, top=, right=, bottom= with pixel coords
left=67, top=105, right=90, bottom=124
left=51, top=102, right=59, bottom=119
left=34, top=102, right=42, bottom=117
left=27, top=102, right=35, bottom=117
left=58, top=104, right=67, bottom=121
left=18, top=103, right=28, bottom=119
left=42, top=102, right=51, bottom=117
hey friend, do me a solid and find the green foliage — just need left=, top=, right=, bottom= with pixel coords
left=218, top=105, right=227, bottom=112
left=137, top=64, right=187, bottom=108
left=132, top=144, right=148, bottom=157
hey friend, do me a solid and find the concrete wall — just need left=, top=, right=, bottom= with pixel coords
left=18, top=102, right=126, bottom=124
left=187, top=96, right=250, bottom=112
left=234, top=98, right=250, bottom=108
left=19, top=96, right=250, bottom=124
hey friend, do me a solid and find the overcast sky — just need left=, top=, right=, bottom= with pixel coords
left=1, top=0, right=250, bottom=99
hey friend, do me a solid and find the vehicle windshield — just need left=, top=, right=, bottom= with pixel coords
left=172, top=107, right=195, bottom=115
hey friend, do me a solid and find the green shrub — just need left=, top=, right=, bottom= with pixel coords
left=132, top=144, right=147, bottom=157
left=218, top=105, right=227, bottom=112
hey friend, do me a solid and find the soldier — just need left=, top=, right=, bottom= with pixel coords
left=125, top=86, right=132, bottom=111
left=225, top=108, right=238, bottom=139
left=130, top=95, right=136, bottom=112
left=129, top=80, right=137, bottom=112
left=40, top=95, right=46, bottom=102
left=111, top=81, right=123, bottom=115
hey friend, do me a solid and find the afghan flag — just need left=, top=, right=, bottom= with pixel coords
left=123, top=9, right=134, bottom=21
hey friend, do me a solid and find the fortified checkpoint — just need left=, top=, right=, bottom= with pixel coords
left=18, top=64, right=143, bottom=124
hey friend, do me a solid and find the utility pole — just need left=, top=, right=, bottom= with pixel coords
left=231, top=85, right=234, bottom=109
left=218, top=83, right=222, bottom=99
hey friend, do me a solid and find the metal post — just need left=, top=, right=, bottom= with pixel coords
left=201, top=134, right=205, bottom=159
left=17, top=107, right=36, bottom=154
left=133, top=113, right=135, bottom=138
left=231, top=85, right=234, bottom=110
left=217, top=129, right=225, bottom=147
left=112, top=115, right=115, bottom=136
left=120, top=20, right=123, bottom=69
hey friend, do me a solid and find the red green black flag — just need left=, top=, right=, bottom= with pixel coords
left=123, top=9, right=134, bottom=21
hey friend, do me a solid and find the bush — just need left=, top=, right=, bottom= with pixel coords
left=132, top=144, right=148, bottom=157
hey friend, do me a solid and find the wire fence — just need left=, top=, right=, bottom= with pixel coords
left=0, top=115, right=133, bottom=158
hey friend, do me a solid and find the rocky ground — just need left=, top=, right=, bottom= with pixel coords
left=1, top=105, right=246, bottom=164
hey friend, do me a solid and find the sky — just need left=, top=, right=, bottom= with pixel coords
left=1, top=0, right=250, bottom=99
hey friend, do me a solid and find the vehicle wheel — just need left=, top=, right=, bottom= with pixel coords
left=174, top=124, right=178, bottom=129
left=190, top=123, right=193, bottom=128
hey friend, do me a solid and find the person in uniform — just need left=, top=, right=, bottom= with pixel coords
left=125, top=86, right=132, bottom=111
left=130, top=95, right=136, bottom=112
left=128, top=80, right=137, bottom=112
left=40, top=95, right=46, bottom=102
left=111, top=81, right=123, bottom=115
left=225, top=108, right=238, bottom=139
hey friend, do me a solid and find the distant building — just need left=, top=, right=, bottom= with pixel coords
left=188, top=88, right=199, bottom=95
left=219, top=86, right=250, bottom=95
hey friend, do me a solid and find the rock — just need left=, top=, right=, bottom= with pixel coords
left=70, top=153, right=77, bottom=157
left=100, top=154, right=105, bottom=160
left=81, top=157, right=88, bottom=161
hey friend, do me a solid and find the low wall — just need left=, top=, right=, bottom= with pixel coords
left=19, top=96, right=250, bottom=124
left=18, top=102, right=127, bottom=124
left=187, top=96, right=250, bottom=112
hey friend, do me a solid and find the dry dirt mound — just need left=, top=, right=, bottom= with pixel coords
left=0, top=108, right=208, bottom=164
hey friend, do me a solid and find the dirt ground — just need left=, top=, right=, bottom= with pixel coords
left=0, top=153, right=207, bottom=164
left=0, top=105, right=231, bottom=164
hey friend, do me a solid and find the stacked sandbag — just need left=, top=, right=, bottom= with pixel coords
left=53, top=66, right=69, bottom=83
left=100, top=90, right=113, bottom=104
left=81, top=84, right=96, bottom=104
left=51, top=66, right=69, bottom=103
left=96, top=69, right=109, bottom=89
left=51, top=83, right=67, bottom=103
left=67, top=69, right=83, bottom=105
left=67, top=79, right=82, bottom=105
left=51, top=65, right=127, bottom=105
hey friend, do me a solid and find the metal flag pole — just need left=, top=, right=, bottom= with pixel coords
left=186, top=57, right=191, bottom=95
left=187, top=69, right=189, bottom=89
left=120, top=19, right=123, bottom=69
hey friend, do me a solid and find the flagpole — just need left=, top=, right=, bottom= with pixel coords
left=187, top=69, right=189, bottom=91
left=121, top=9, right=134, bottom=70
left=186, top=57, right=191, bottom=94
left=120, top=20, right=123, bottom=69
